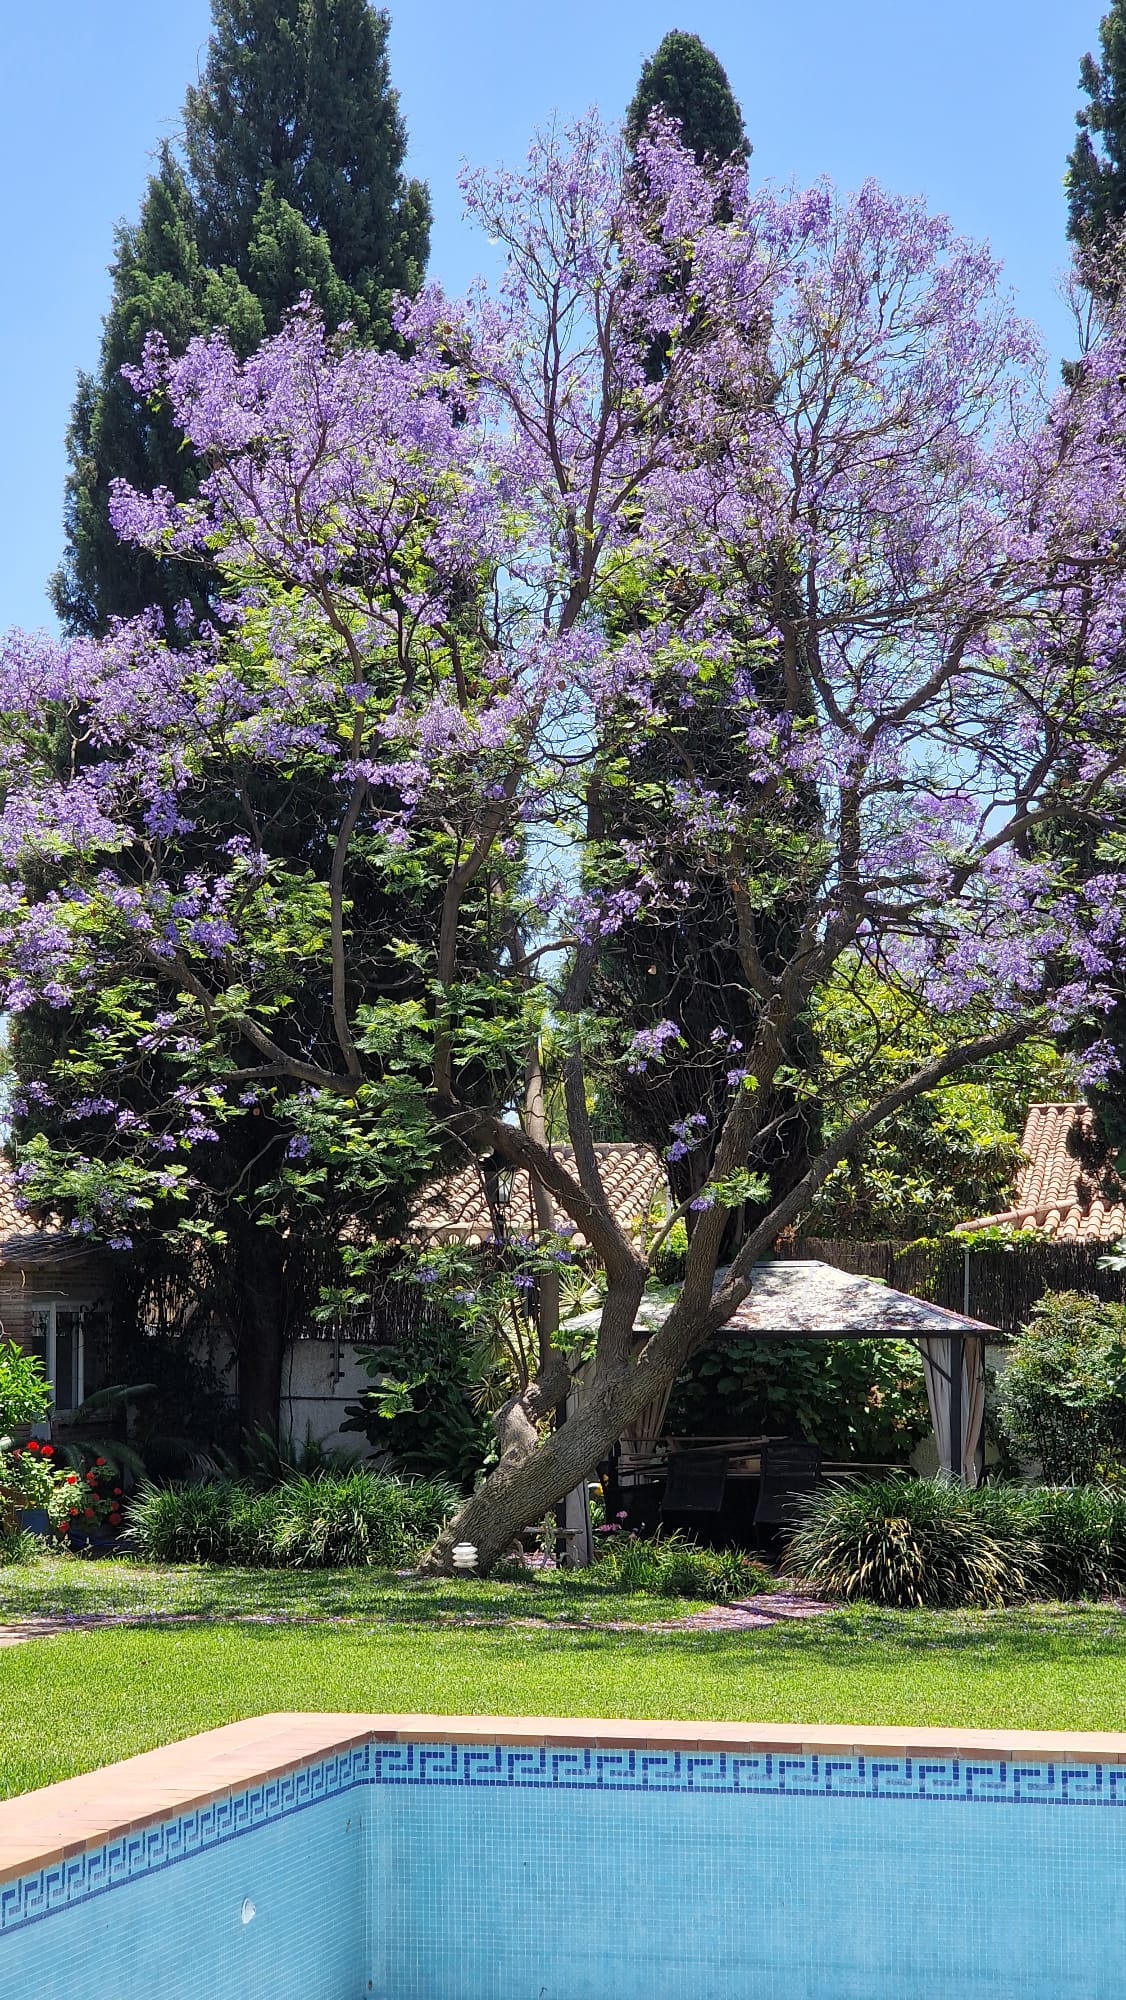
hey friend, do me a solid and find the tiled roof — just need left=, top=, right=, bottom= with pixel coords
left=959, top=1103, right=1126, bottom=1245
left=0, top=1162, right=88, bottom=1269
left=411, top=1143, right=666, bottom=1247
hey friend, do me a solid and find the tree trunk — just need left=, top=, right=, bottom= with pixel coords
left=422, top=1342, right=663, bottom=1573
left=230, top=1221, right=289, bottom=1444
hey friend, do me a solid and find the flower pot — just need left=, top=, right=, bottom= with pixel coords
left=66, top=1526, right=117, bottom=1554
left=16, top=1509, right=50, bottom=1538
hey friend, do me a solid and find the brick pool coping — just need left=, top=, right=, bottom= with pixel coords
left=4, top=1712, right=1126, bottom=1886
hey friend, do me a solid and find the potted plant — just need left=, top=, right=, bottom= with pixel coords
left=60, top=1457, right=126, bottom=1550
left=3, top=1439, right=66, bottom=1537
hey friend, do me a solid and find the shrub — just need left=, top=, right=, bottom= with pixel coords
left=665, top=1334, right=931, bottom=1462
left=0, top=1342, right=51, bottom=1433
left=269, top=1471, right=459, bottom=1568
left=125, top=1470, right=459, bottom=1568
left=343, top=1323, right=493, bottom=1488
left=996, top=1292, right=1126, bottom=1482
left=592, top=1531, right=774, bottom=1602
left=126, top=1480, right=281, bottom=1564
left=1006, top=1484, right=1126, bottom=1600
left=783, top=1478, right=1046, bottom=1608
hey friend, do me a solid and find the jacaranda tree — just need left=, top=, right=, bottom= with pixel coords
left=5, top=119, right=1126, bottom=1564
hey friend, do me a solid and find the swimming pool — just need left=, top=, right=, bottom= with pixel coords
left=1, top=1712, right=1124, bottom=1997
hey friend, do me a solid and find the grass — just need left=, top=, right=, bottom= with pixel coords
left=3, top=1584, right=1126, bottom=1799
left=0, top=1554, right=707, bottom=1626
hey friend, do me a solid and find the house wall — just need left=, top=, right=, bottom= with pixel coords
left=279, top=1340, right=377, bottom=1455
left=0, top=1257, right=115, bottom=1352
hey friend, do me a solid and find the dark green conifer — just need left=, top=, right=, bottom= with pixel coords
left=625, top=29, right=749, bottom=165
left=53, top=1, right=429, bottom=636
left=1067, top=2, right=1126, bottom=255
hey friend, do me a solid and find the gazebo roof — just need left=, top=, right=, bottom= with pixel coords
left=717, top=1259, right=997, bottom=1339
left=565, top=1258, right=997, bottom=1341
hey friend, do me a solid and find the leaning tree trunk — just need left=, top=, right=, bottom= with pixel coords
left=421, top=1334, right=668, bottom=1574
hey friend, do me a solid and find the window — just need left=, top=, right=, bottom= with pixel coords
left=29, top=1305, right=88, bottom=1413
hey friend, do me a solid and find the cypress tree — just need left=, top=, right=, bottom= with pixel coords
left=597, top=39, right=825, bottom=1245
left=52, top=0, right=429, bottom=636
left=1061, top=8, right=1126, bottom=1171
left=625, top=29, right=749, bottom=165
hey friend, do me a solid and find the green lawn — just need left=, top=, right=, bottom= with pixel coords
left=0, top=1555, right=707, bottom=1626
left=2, top=1583, right=1126, bottom=1800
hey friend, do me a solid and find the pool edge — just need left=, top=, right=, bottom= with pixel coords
left=4, top=1711, right=1126, bottom=1885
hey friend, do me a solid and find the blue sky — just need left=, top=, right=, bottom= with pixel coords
left=0, top=0, right=1105, bottom=632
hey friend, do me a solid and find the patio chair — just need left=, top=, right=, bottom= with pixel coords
left=660, top=1449, right=729, bottom=1516
left=752, top=1438, right=822, bottom=1550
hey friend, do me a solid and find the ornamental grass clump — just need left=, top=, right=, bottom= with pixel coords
left=1007, top=1484, right=1126, bottom=1600
left=593, top=1529, right=774, bottom=1601
left=126, top=1480, right=281, bottom=1565
left=126, top=1471, right=459, bottom=1568
left=269, top=1472, right=459, bottom=1569
left=783, top=1478, right=1045, bottom=1609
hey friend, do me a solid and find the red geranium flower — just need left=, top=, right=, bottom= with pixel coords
left=26, top=1441, right=38, bottom=1453
left=83, top=1508, right=94, bottom=1519
left=95, top=1457, right=105, bottom=1467
left=40, top=1444, right=53, bottom=1456
left=66, top=1473, right=78, bottom=1484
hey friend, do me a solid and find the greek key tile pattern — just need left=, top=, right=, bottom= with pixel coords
left=5, top=1738, right=1125, bottom=1944
left=0, top=1744, right=370, bottom=1939
left=369, top=1741, right=1126, bottom=1806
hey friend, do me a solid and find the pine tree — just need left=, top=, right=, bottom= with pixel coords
left=1067, top=2, right=1126, bottom=254
left=52, top=0, right=429, bottom=636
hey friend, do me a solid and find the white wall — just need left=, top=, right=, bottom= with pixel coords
left=279, top=1338, right=378, bottom=1455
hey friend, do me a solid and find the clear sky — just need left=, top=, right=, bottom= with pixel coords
left=0, top=0, right=1106, bottom=633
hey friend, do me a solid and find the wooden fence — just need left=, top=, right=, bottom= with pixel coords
left=793, top=1237, right=1126, bottom=1335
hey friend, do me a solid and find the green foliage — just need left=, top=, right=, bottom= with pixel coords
left=343, top=1325, right=494, bottom=1490
left=1067, top=2, right=1126, bottom=258
left=125, top=1469, right=459, bottom=1567
left=996, top=1292, right=1126, bottom=1482
left=625, top=31, right=749, bottom=165
left=54, top=0, right=429, bottom=635
left=268, top=1471, right=460, bottom=1569
left=784, top=1479, right=1047, bottom=1608
left=591, top=1529, right=774, bottom=1602
left=0, top=1343, right=51, bottom=1432
left=805, top=963, right=1076, bottom=1238
left=184, top=0, right=429, bottom=307
left=239, top=1425, right=363, bottom=1489
left=666, top=1334, right=931, bottom=1462
left=785, top=1476, right=1126, bottom=1608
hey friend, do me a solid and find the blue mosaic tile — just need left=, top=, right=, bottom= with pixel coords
left=5, top=1736, right=1126, bottom=1953
left=0, top=1743, right=370, bottom=1939
left=369, top=1741, right=1126, bottom=1806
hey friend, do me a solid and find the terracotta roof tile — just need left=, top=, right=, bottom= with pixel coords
left=960, top=1103, right=1126, bottom=1244
left=411, top=1143, right=666, bottom=1248
left=0, top=1159, right=82, bottom=1268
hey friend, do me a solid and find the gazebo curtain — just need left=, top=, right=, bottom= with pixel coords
left=917, top=1336, right=986, bottom=1486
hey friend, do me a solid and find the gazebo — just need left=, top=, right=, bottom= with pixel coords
left=573, top=1258, right=996, bottom=1490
